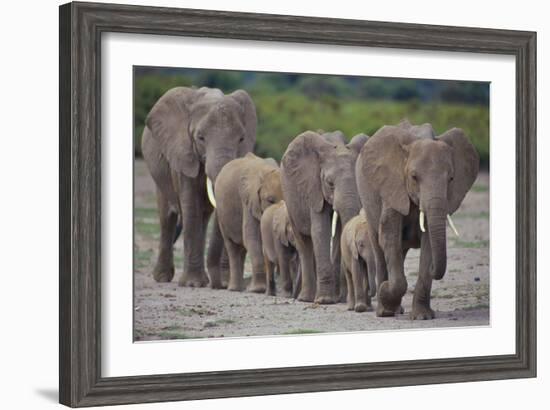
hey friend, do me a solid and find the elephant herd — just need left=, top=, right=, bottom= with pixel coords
left=142, top=86, right=479, bottom=320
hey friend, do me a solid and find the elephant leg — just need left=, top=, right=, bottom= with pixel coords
left=265, top=256, right=276, bottom=296
left=225, top=239, right=246, bottom=291
left=177, top=173, right=209, bottom=287
left=332, top=245, right=347, bottom=304
left=411, top=234, right=435, bottom=320
left=220, top=247, right=230, bottom=288
left=295, top=233, right=316, bottom=302
left=152, top=186, right=178, bottom=282
left=206, top=212, right=226, bottom=289
left=311, top=210, right=337, bottom=304
left=343, top=264, right=355, bottom=311
left=376, top=208, right=407, bottom=316
left=243, top=209, right=266, bottom=293
left=277, top=246, right=293, bottom=298
left=364, top=248, right=377, bottom=310
left=351, top=258, right=369, bottom=312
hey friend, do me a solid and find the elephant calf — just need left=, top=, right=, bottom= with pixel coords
left=340, top=211, right=377, bottom=312
left=260, top=201, right=299, bottom=297
left=215, top=153, right=283, bottom=293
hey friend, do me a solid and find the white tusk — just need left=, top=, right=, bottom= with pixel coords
left=447, top=214, right=459, bottom=237
left=206, top=178, right=216, bottom=208
left=419, top=210, right=426, bottom=233
left=331, top=211, right=338, bottom=238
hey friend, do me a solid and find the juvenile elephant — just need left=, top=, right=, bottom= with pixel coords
left=281, top=131, right=368, bottom=304
left=215, top=153, right=283, bottom=292
left=356, top=122, right=479, bottom=319
left=340, top=211, right=377, bottom=312
left=142, top=86, right=256, bottom=287
left=260, top=201, right=299, bottom=297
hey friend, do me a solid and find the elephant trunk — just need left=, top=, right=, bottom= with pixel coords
left=425, top=199, right=448, bottom=280
left=205, top=149, right=236, bottom=183
left=335, top=187, right=362, bottom=228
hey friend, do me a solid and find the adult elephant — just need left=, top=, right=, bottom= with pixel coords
left=281, top=130, right=368, bottom=304
left=356, top=123, right=479, bottom=319
left=141, top=86, right=256, bottom=287
left=215, top=153, right=283, bottom=293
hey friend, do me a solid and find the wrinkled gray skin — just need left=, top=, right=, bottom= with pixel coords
left=260, top=201, right=299, bottom=297
left=340, top=211, right=377, bottom=312
left=142, top=87, right=256, bottom=287
left=215, top=153, right=283, bottom=293
left=356, top=121, right=479, bottom=319
left=281, top=131, right=368, bottom=304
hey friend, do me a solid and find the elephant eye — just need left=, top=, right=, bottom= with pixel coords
left=449, top=176, right=454, bottom=182
left=239, top=136, right=244, bottom=143
left=267, top=196, right=276, bottom=204
left=411, top=173, right=418, bottom=181
left=327, top=179, right=334, bottom=188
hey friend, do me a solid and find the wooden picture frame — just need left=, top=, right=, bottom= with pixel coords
left=59, top=1, right=536, bottom=407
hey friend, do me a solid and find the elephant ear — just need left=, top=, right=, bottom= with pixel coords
left=273, top=204, right=289, bottom=247
left=145, top=87, right=199, bottom=178
left=229, top=89, right=257, bottom=155
left=439, top=128, right=480, bottom=214
left=360, top=126, right=416, bottom=216
left=282, top=131, right=333, bottom=213
left=240, top=166, right=263, bottom=220
left=347, top=133, right=369, bottom=154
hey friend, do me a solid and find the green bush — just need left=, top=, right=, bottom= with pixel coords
left=133, top=71, right=489, bottom=166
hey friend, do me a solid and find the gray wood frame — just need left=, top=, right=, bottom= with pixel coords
left=59, top=1, right=536, bottom=407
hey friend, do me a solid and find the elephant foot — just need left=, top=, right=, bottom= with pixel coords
left=152, top=266, right=174, bottom=283
left=227, top=280, right=244, bottom=291
left=297, top=289, right=315, bottom=302
left=410, top=305, right=435, bottom=320
left=279, top=289, right=292, bottom=299
left=265, top=287, right=276, bottom=297
left=355, top=303, right=373, bottom=312
left=178, top=271, right=208, bottom=288
left=209, top=279, right=226, bottom=290
left=247, top=282, right=266, bottom=293
left=377, top=281, right=405, bottom=316
left=314, top=294, right=337, bottom=305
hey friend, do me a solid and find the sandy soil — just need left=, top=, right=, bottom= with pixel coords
left=133, top=159, right=490, bottom=341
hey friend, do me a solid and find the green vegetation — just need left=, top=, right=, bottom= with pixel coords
left=471, top=185, right=489, bottom=193
left=450, top=239, right=490, bottom=249
left=283, top=328, right=323, bottom=335
left=134, top=68, right=490, bottom=165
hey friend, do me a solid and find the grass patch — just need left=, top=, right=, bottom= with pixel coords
left=177, top=307, right=216, bottom=317
left=135, top=207, right=158, bottom=218
left=461, top=303, right=490, bottom=311
left=471, top=185, right=489, bottom=193
left=283, top=328, right=323, bottom=335
left=454, top=211, right=489, bottom=220
left=158, top=330, right=199, bottom=340
left=450, top=239, right=489, bottom=249
left=135, top=220, right=160, bottom=236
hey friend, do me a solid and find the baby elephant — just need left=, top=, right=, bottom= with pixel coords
left=340, top=211, right=377, bottom=312
left=260, top=201, right=299, bottom=297
left=215, top=153, right=283, bottom=293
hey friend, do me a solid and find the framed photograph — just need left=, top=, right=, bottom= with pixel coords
left=59, top=1, right=536, bottom=407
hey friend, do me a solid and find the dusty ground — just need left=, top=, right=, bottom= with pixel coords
left=134, top=159, right=489, bottom=341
